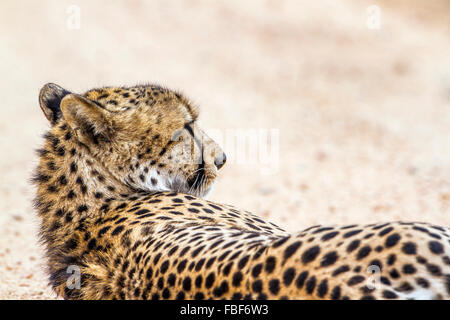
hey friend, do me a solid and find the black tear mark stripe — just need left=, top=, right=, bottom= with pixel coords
left=184, top=122, right=203, bottom=152
left=184, top=122, right=195, bottom=137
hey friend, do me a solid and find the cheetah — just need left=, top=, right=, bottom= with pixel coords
left=32, top=83, right=450, bottom=300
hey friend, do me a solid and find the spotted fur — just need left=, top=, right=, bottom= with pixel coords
left=32, top=83, right=450, bottom=300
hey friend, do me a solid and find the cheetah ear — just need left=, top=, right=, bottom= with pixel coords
left=39, top=83, right=71, bottom=125
left=60, top=93, right=112, bottom=145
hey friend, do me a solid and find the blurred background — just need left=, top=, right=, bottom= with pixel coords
left=0, top=0, right=449, bottom=299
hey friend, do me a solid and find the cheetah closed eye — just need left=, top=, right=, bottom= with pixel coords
left=32, top=83, right=450, bottom=300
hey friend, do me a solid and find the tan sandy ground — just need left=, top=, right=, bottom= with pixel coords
left=0, top=0, right=449, bottom=299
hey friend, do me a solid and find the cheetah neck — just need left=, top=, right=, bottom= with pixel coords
left=32, top=121, right=133, bottom=235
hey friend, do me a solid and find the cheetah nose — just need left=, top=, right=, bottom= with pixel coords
left=214, top=153, right=226, bottom=170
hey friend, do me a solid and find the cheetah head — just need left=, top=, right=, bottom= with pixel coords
left=39, top=83, right=226, bottom=198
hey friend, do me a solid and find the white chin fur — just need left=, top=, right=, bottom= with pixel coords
left=201, top=181, right=215, bottom=199
left=143, top=168, right=214, bottom=198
